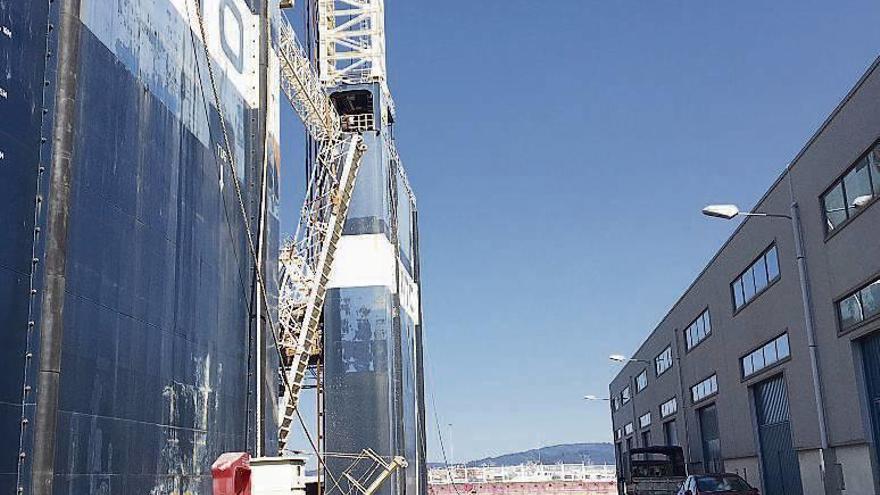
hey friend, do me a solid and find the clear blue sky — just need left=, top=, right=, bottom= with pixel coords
left=281, top=1, right=880, bottom=463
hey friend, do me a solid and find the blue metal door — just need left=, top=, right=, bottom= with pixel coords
left=664, top=420, right=679, bottom=446
left=754, top=376, right=803, bottom=495
left=699, top=404, right=723, bottom=473
left=860, top=332, right=880, bottom=478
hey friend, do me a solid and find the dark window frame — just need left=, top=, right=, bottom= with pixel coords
left=691, top=373, right=718, bottom=405
left=636, top=369, right=649, bottom=393
left=639, top=411, right=652, bottom=429
left=655, top=345, right=673, bottom=377
left=821, top=137, right=880, bottom=239
left=660, top=396, right=678, bottom=419
left=731, top=243, right=781, bottom=315
left=835, top=270, right=880, bottom=336
left=684, top=307, right=713, bottom=352
left=739, top=331, right=792, bottom=381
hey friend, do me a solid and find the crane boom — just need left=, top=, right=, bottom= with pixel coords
left=278, top=16, right=340, bottom=142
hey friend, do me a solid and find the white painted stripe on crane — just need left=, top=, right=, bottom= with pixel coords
left=328, top=233, right=421, bottom=324
left=328, top=234, right=397, bottom=289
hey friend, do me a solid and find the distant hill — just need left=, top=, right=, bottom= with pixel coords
left=431, top=443, right=615, bottom=468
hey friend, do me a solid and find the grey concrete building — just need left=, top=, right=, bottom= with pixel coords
left=609, top=56, right=880, bottom=495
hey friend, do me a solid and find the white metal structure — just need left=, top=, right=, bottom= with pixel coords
left=250, top=452, right=405, bottom=495
left=274, top=0, right=405, bottom=462
left=336, top=450, right=408, bottom=495
left=278, top=18, right=341, bottom=142
left=275, top=15, right=366, bottom=451
left=317, top=0, right=394, bottom=119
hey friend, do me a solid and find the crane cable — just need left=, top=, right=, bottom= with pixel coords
left=425, top=352, right=464, bottom=495
left=183, top=0, right=344, bottom=489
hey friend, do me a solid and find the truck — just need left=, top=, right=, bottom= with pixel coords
left=619, top=446, right=687, bottom=495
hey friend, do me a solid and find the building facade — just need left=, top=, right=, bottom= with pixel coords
left=609, top=57, right=880, bottom=495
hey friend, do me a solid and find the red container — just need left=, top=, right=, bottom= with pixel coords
left=212, top=452, right=252, bottom=495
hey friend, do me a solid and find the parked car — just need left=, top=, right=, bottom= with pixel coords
left=676, top=474, right=759, bottom=495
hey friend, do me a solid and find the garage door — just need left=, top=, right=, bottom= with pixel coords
left=754, top=375, right=803, bottom=495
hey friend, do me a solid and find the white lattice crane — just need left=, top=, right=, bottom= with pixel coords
left=275, top=0, right=394, bottom=453
left=275, top=13, right=365, bottom=452
left=318, top=0, right=394, bottom=122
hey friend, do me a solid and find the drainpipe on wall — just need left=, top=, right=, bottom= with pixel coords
left=790, top=198, right=839, bottom=495
left=674, top=328, right=693, bottom=468
left=630, top=374, right=638, bottom=448
left=786, top=170, right=840, bottom=494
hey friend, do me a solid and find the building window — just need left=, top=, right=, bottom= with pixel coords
left=691, top=374, right=718, bottom=403
left=639, top=412, right=652, bottom=429
left=612, top=396, right=621, bottom=412
left=742, top=333, right=790, bottom=378
left=615, top=428, right=623, bottom=440
left=636, top=370, right=648, bottom=393
left=822, top=144, right=880, bottom=233
left=622, top=386, right=631, bottom=404
left=655, top=346, right=673, bottom=376
left=624, top=422, right=634, bottom=436
left=685, top=309, right=712, bottom=350
left=837, top=276, right=880, bottom=332
left=660, top=397, right=678, bottom=418
left=732, top=244, right=780, bottom=311
left=641, top=430, right=652, bottom=447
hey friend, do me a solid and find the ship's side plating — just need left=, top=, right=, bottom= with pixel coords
left=0, top=2, right=55, bottom=493
left=2, top=1, right=280, bottom=493
left=323, top=83, right=428, bottom=495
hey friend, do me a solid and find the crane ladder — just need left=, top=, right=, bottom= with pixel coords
left=276, top=15, right=366, bottom=451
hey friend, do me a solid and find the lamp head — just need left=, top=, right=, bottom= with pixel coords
left=609, top=354, right=628, bottom=363
left=702, top=204, right=740, bottom=220
left=853, top=195, right=873, bottom=209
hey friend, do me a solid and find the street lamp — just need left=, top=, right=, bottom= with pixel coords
left=701, top=204, right=795, bottom=220
left=702, top=200, right=838, bottom=494
left=609, top=354, right=650, bottom=364
left=610, top=355, right=647, bottom=448
left=703, top=195, right=872, bottom=220
left=584, top=395, right=610, bottom=401
left=447, top=423, right=455, bottom=466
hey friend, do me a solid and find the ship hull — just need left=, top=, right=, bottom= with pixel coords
left=1, top=1, right=280, bottom=493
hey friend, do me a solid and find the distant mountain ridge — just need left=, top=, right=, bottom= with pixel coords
left=431, top=442, right=615, bottom=468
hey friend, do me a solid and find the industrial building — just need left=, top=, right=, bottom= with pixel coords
left=609, top=56, right=880, bottom=495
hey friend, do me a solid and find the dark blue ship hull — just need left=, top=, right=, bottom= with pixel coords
left=2, top=1, right=279, bottom=493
